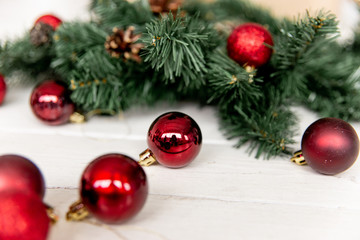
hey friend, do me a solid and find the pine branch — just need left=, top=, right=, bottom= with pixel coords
left=91, top=0, right=153, bottom=31
left=51, top=22, right=108, bottom=79
left=298, top=44, right=360, bottom=120
left=270, top=11, right=339, bottom=98
left=184, top=0, right=285, bottom=35
left=219, top=95, right=296, bottom=159
left=141, top=11, right=219, bottom=90
left=206, top=50, right=262, bottom=108
left=0, top=35, right=55, bottom=81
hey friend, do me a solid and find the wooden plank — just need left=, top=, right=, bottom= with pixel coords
left=46, top=188, right=360, bottom=240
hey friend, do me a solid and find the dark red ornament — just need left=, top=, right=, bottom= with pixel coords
left=0, top=190, right=50, bottom=240
left=35, top=14, right=62, bottom=30
left=301, top=118, right=360, bottom=175
left=80, top=154, right=148, bottom=223
left=0, top=74, right=6, bottom=105
left=0, top=154, right=45, bottom=199
left=144, top=111, right=202, bottom=168
left=30, top=80, right=75, bottom=125
left=227, top=23, right=274, bottom=68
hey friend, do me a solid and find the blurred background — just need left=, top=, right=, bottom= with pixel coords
left=0, top=0, right=359, bottom=38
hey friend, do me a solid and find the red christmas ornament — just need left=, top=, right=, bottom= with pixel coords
left=30, top=80, right=75, bottom=125
left=140, top=112, right=202, bottom=168
left=0, top=74, right=6, bottom=105
left=68, top=154, right=148, bottom=223
left=0, top=154, right=45, bottom=199
left=0, top=191, right=50, bottom=240
left=227, top=23, right=274, bottom=68
left=301, top=118, right=359, bottom=175
left=35, top=14, right=62, bottom=30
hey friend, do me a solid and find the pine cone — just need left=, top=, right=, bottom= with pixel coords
left=30, top=22, right=54, bottom=46
left=149, top=0, right=183, bottom=15
left=104, top=26, right=144, bottom=63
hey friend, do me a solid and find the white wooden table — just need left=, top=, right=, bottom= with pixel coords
left=1, top=1, right=360, bottom=239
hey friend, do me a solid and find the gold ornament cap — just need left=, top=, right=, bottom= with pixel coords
left=290, top=150, right=307, bottom=166
left=66, top=200, right=90, bottom=221
left=139, top=148, right=157, bottom=167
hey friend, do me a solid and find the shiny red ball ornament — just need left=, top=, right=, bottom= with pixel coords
left=0, top=191, right=50, bottom=240
left=35, top=14, right=62, bottom=30
left=0, top=74, right=6, bottom=105
left=227, top=23, right=274, bottom=68
left=80, top=153, right=148, bottom=223
left=146, top=111, right=202, bottom=168
left=30, top=80, right=75, bottom=125
left=0, top=154, right=45, bottom=198
left=301, top=118, right=360, bottom=175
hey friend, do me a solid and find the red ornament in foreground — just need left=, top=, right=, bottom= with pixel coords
left=35, top=14, right=62, bottom=30
left=0, top=74, right=6, bottom=105
left=0, top=191, right=50, bottom=240
left=301, top=118, right=359, bottom=175
left=78, top=154, right=148, bottom=223
left=227, top=23, right=274, bottom=68
left=30, top=80, right=75, bottom=125
left=0, top=154, right=45, bottom=198
left=141, top=111, right=202, bottom=168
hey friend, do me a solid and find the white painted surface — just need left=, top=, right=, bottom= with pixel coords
left=1, top=1, right=360, bottom=239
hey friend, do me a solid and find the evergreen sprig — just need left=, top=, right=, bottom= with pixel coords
left=206, top=50, right=262, bottom=108
left=219, top=96, right=296, bottom=159
left=91, top=0, right=153, bottom=31
left=271, top=11, right=339, bottom=98
left=141, top=11, right=219, bottom=90
left=0, top=35, right=54, bottom=80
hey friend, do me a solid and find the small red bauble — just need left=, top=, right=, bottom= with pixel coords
left=80, top=154, right=148, bottom=223
left=35, top=14, right=62, bottom=30
left=301, top=118, right=360, bottom=175
left=0, top=74, right=6, bottom=105
left=0, top=191, right=50, bottom=240
left=146, top=111, right=202, bottom=168
left=30, top=80, right=75, bottom=125
left=227, top=23, right=274, bottom=68
left=0, top=154, right=45, bottom=199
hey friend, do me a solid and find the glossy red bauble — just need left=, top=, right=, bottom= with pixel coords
left=0, top=74, right=6, bottom=105
left=35, top=14, right=62, bottom=30
left=0, top=154, right=45, bottom=198
left=227, top=23, right=274, bottom=68
left=301, top=118, right=360, bottom=175
left=30, top=80, right=75, bottom=125
left=0, top=191, right=50, bottom=240
left=147, top=111, right=202, bottom=168
left=80, top=154, right=148, bottom=223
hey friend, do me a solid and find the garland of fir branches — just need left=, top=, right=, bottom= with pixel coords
left=1, top=0, right=360, bottom=158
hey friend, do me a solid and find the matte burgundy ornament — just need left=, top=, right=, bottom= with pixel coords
left=227, top=23, right=274, bottom=68
left=0, top=191, right=50, bottom=240
left=68, top=154, right=148, bottom=223
left=0, top=154, right=45, bottom=198
left=35, top=14, right=62, bottom=30
left=0, top=74, right=6, bottom=105
left=301, top=118, right=359, bottom=175
left=140, top=111, right=202, bottom=168
left=30, top=80, right=75, bottom=125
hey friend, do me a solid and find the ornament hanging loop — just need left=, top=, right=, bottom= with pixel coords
left=290, top=150, right=307, bottom=166
left=66, top=200, right=90, bottom=221
left=139, top=148, right=157, bottom=167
